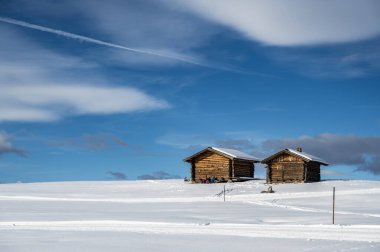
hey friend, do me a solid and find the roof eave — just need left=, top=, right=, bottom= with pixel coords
left=261, top=150, right=287, bottom=164
left=184, top=147, right=260, bottom=162
left=183, top=147, right=233, bottom=162
left=261, top=149, right=328, bottom=165
left=314, top=161, right=329, bottom=166
left=286, top=149, right=329, bottom=165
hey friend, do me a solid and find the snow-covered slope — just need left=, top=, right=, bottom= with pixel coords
left=0, top=180, right=379, bottom=251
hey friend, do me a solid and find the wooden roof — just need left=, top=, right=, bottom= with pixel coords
left=184, top=147, right=260, bottom=162
left=261, top=148, right=329, bottom=165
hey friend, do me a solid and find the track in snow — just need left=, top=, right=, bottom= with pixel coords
left=1, top=188, right=379, bottom=203
left=246, top=200, right=380, bottom=218
left=0, top=195, right=215, bottom=203
left=230, top=188, right=380, bottom=201
left=1, top=220, right=380, bottom=242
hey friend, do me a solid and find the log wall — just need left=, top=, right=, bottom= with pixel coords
left=268, top=153, right=305, bottom=183
left=233, top=159, right=254, bottom=178
left=193, top=151, right=230, bottom=182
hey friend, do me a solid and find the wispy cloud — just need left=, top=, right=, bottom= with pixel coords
left=0, top=84, right=169, bottom=122
left=161, top=0, right=380, bottom=78
left=138, top=171, right=181, bottom=180
left=320, top=169, right=348, bottom=177
left=0, top=131, right=27, bottom=156
left=0, top=26, right=169, bottom=122
left=50, top=133, right=129, bottom=151
left=157, top=133, right=213, bottom=150
left=108, top=171, right=127, bottom=180
left=0, top=12, right=275, bottom=76
left=267, top=41, right=380, bottom=78
left=166, top=0, right=380, bottom=46
left=214, top=139, right=256, bottom=150
left=0, top=16, right=204, bottom=66
left=157, top=131, right=260, bottom=153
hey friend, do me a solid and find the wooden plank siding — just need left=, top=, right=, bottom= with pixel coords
left=262, top=148, right=327, bottom=184
left=193, top=151, right=230, bottom=182
left=185, top=147, right=258, bottom=183
left=266, top=153, right=322, bottom=183
left=189, top=150, right=255, bottom=182
left=268, top=153, right=305, bottom=183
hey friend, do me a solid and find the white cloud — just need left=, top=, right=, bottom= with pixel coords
left=166, top=0, right=380, bottom=46
left=0, top=26, right=169, bottom=122
left=157, top=131, right=260, bottom=151
left=0, top=1, right=274, bottom=74
left=71, top=0, right=215, bottom=51
left=266, top=42, right=380, bottom=78
left=157, top=133, right=210, bottom=149
left=1, top=0, right=218, bottom=67
left=0, top=16, right=204, bottom=66
left=0, top=84, right=169, bottom=122
left=0, top=106, right=58, bottom=122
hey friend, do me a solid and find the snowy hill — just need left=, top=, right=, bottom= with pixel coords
left=1, top=179, right=380, bottom=251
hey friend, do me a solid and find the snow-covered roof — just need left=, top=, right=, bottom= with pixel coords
left=261, top=148, right=328, bottom=165
left=211, top=147, right=260, bottom=161
left=184, top=147, right=260, bottom=162
left=287, top=148, right=328, bottom=165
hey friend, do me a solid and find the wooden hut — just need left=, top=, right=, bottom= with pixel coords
left=184, top=147, right=260, bottom=183
left=262, top=147, right=328, bottom=183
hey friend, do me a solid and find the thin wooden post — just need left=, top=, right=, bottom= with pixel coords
left=332, top=187, right=335, bottom=224
left=223, top=185, right=226, bottom=202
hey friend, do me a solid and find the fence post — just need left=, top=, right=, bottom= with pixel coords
left=332, top=187, right=335, bottom=224
left=224, top=185, right=226, bottom=202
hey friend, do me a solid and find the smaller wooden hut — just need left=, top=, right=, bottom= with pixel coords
left=262, top=147, right=328, bottom=183
left=184, top=147, right=260, bottom=183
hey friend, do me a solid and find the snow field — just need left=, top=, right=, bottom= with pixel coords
left=1, top=179, right=379, bottom=251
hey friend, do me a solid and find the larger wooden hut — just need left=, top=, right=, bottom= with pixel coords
left=262, top=148, right=328, bottom=183
left=184, top=147, right=260, bottom=183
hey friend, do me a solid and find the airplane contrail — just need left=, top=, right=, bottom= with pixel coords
left=0, top=16, right=203, bottom=66
left=0, top=16, right=276, bottom=78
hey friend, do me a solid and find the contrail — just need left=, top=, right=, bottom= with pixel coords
left=0, top=16, right=203, bottom=66
left=0, top=16, right=277, bottom=78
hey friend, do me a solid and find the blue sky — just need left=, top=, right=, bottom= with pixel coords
left=1, top=0, right=380, bottom=183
